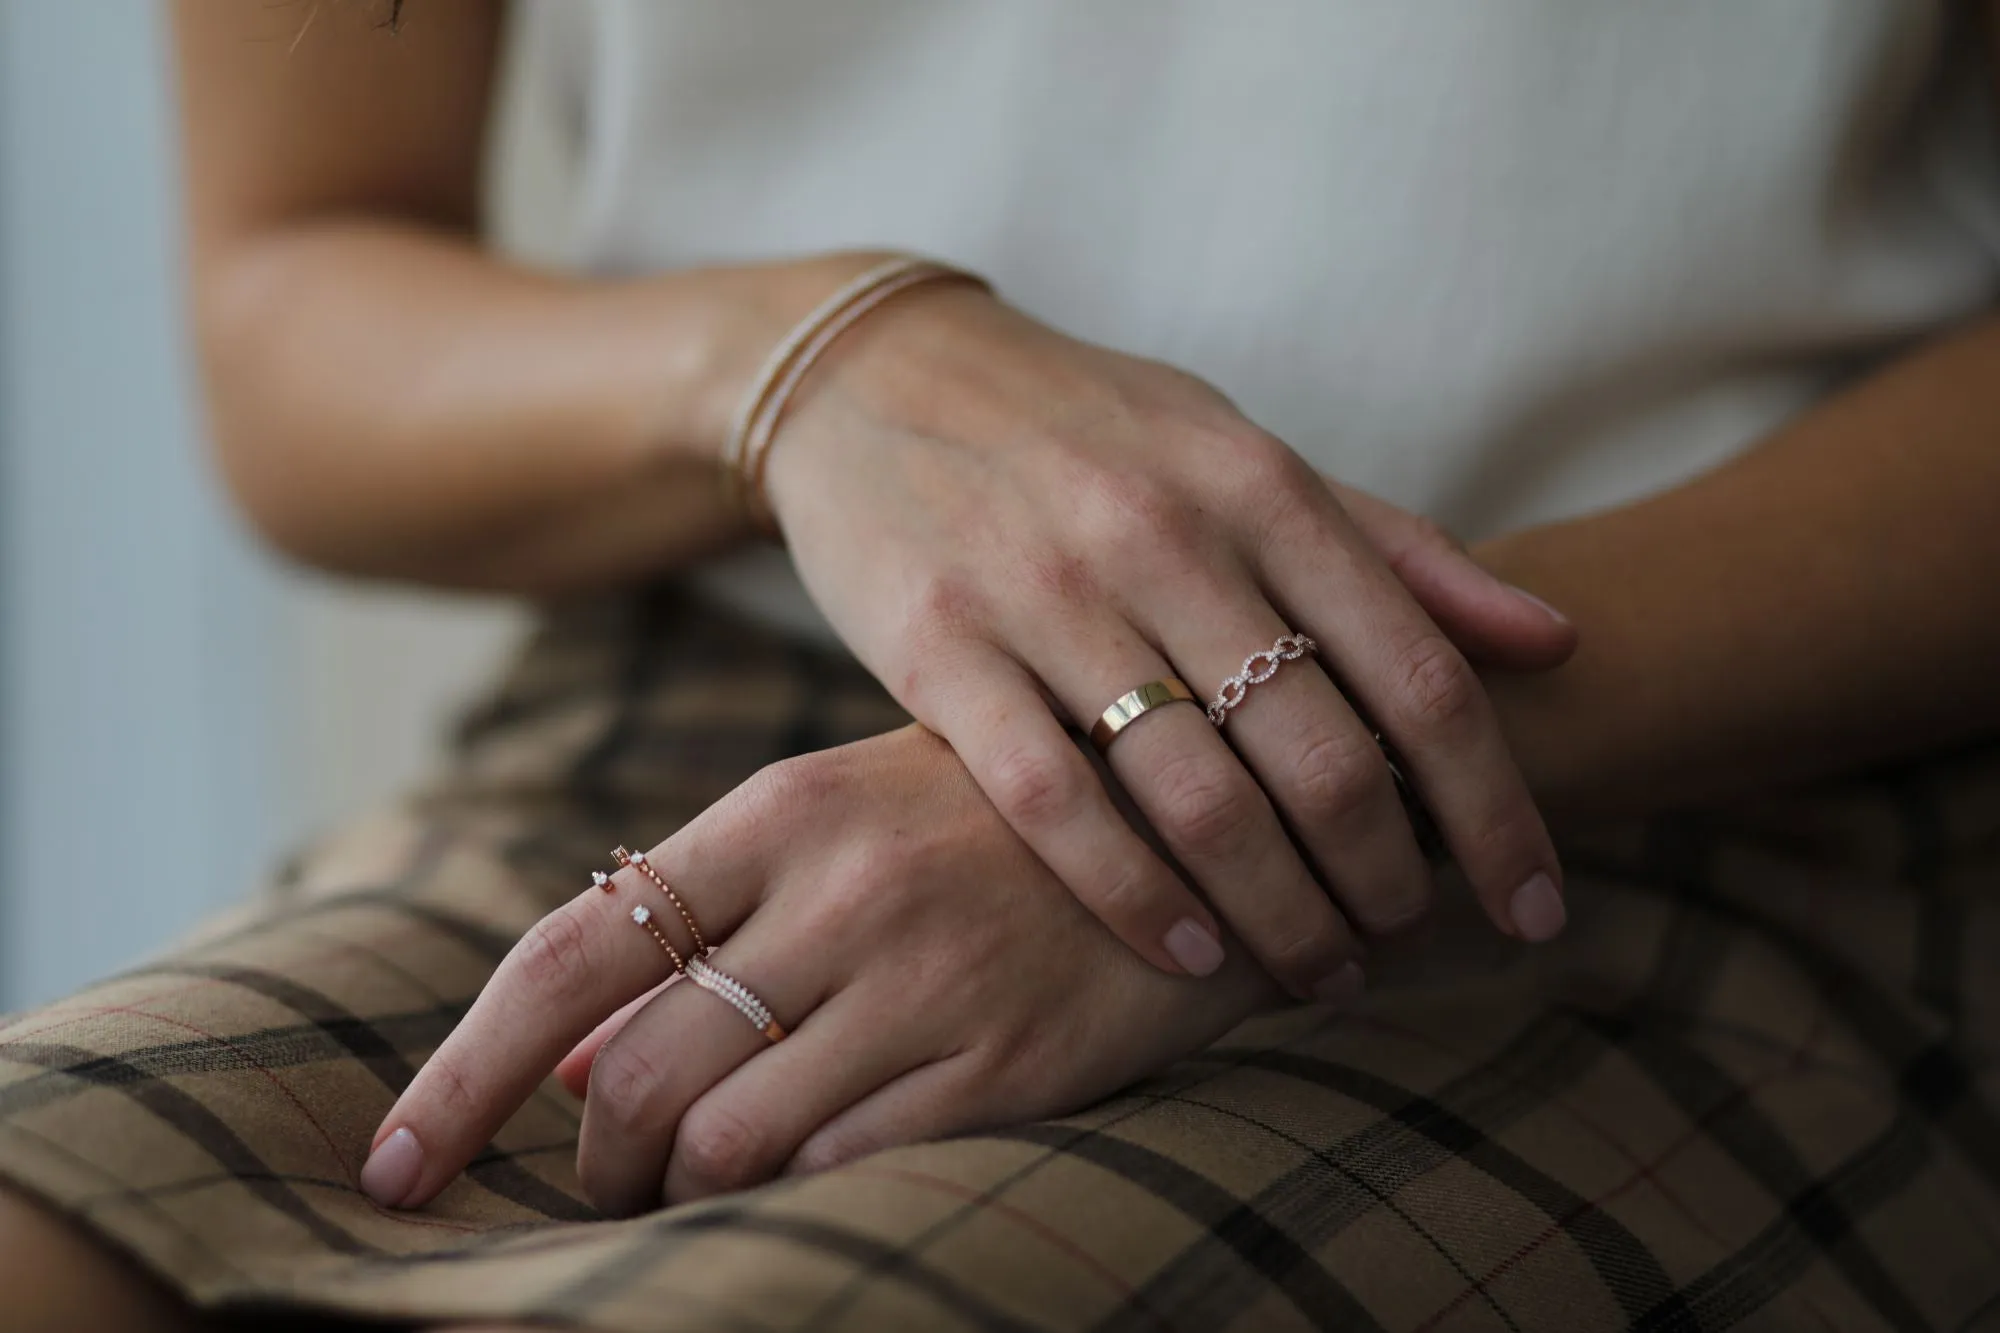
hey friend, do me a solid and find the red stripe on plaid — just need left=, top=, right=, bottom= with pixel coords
left=1407, top=1003, right=1840, bottom=1333
left=87, top=999, right=484, bottom=1237
left=1351, top=1011, right=1740, bottom=1256
left=841, top=1162, right=1170, bottom=1328
left=0, top=978, right=235, bottom=1045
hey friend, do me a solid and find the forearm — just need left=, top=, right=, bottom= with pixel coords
left=1478, top=314, right=2000, bottom=821
left=196, top=221, right=880, bottom=592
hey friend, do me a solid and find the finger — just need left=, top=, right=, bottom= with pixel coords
left=363, top=829, right=758, bottom=1210
left=785, top=1053, right=997, bottom=1178
left=1328, top=481, right=1576, bottom=670
left=1259, top=494, right=1566, bottom=944
left=923, top=644, right=1227, bottom=978
left=665, top=985, right=932, bottom=1203
left=557, top=979, right=670, bottom=1100
left=1147, top=576, right=1435, bottom=941
left=578, top=922, right=824, bottom=1217
left=1024, top=613, right=1364, bottom=1000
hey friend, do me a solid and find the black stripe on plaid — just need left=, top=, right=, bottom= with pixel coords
left=994, top=1121, right=1387, bottom=1333
left=793, top=1028, right=1374, bottom=1333
left=128, top=879, right=521, bottom=981
left=1133, top=1007, right=1681, bottom=1332
left=1639, top=1113, right=1933, bottom=1333
left=66, top=1139, right=579, bottom=1214
left=1227, top=1048, right=1684, bottom=1329
left=152, top=963, right=596, bottom=1224
left=1629, top=820, right=2000, bottom=1202
left=1883, top=767, right=1963, bottom=1028
left=536, top=1203, right=1048, bottom=1333
left=0, top=1039, right=378, bottom=1256
left=1576, top=1009, right=1933, bottom=1332
left=0, top=1001, right=465, bottom=1119
left=1591, top=840, right=1931, bottom=1331
left=0, top=1117, right=258, bottom=1284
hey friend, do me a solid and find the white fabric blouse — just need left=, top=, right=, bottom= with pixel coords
left=492, top=1, right=2000, bottom=639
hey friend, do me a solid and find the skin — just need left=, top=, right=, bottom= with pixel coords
left=5, top=2, right=2000, bottom=1330
left=172, top=0, right=1580, bottom=999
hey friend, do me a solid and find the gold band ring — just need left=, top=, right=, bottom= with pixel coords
left=1089, top=677, right=1198, bottom=753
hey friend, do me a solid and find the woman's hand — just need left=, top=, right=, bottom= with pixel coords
left=362, top=726, right=1280, bottom=1216
left=763, top=280, right=1574, bottom=999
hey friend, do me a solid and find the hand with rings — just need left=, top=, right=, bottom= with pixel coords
left=364, top=727, right=1279, bottom=1216
left=761, top=279, right=1577, bottom=998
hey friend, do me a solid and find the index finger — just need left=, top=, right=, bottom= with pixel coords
left=361, top=844, right=750, bottom=1210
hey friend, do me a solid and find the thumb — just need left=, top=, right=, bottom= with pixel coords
left=1327, top=480, right=1577, bottom=671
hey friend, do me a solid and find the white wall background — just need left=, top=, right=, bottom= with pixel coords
left=0, top=0, right=523, bottom=1010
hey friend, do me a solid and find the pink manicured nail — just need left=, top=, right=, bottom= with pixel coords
left=1510, top=873, right=1567, bottom=942
left=1164, top=918, right=1226, bottom=976
left=1506, top=584, right=1570, bottom=625
left=360, top=1126, right=424, bottom=1208
left=1311, top=962, right=1366, bottom=1005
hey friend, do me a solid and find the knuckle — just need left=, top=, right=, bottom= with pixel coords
left=1264, top=923, right=1351, bottom=990
left=586, top=1039, right=670, bottom=1136
left=1152, top=752, right=1259, bottom=860
left=1020, top=550, right=1100, bottom=607
left=1213, top=427, right=1313, bottom=517
left=1291, top=727, right=1388, bottom=827
left=1391, top=632, right=1480, bottom=733
left=741, top=751, right=841, bottom=817
left=986, top=743, right=1085, bottom=831
left=674, top=1103, right=770, bottom=1194
left=790, top=1128, right=866, bottom=1177
left=1378, top=514, right=1469, bottom=586
left=905, top=573, right=988, bottom=649
left=1084, top=857, right=1165, bottom=926
left=510, top=906, right=599, bottom=1000
left=1348, top=874, right=1435, bottom=937
left=1081, top=471, right=1200, bottom=560
left=414, top=1048, right=479, bottom=1124
left=1344, top=860, right=1440, bottom=932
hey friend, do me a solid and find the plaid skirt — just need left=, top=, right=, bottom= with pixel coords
left=2, top=587, right=1997, bottom=1332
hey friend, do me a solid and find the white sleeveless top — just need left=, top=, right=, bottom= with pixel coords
left=492, top=1, right=2000, bottom=639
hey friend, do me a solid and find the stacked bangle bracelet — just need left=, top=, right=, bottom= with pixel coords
left=722, top=255, right=990, bottom=533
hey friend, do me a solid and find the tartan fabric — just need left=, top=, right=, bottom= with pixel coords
left=2, top=587, right=1998, bottom=1332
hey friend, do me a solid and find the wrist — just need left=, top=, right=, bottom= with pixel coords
left=620, top=250, right=910, bottom=468
left=755, top=275, right=1003, bottom=530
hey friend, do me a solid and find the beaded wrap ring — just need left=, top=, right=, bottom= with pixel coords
left=593, top=847, right=786, bottom=1044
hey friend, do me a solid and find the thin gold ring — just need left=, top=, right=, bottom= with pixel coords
left=626, top=902, right=688, bottom=974
left=1089, top=677, right=1198, bottom=753
left=611, top=846, right=708, bottom=959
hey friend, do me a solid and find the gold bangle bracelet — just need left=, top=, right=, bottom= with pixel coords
left=723, top=256, right=990, bottom=535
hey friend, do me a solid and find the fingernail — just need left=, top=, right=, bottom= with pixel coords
left=1311, top=962, right=1366, bottom=1005
left=361, top=1126, right=424, bottom=1209
left=1164, top=918, right=1226, bottom=976
left=1509, top=873, right=1567, bottom=942
left=1506, top=584, right=1570, bottom=625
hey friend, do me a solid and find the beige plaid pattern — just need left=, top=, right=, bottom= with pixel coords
left=1, top=587, right=1996, bottom=1331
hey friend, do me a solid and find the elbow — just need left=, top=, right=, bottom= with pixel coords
left=190, top=239, right=364, bottom=572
